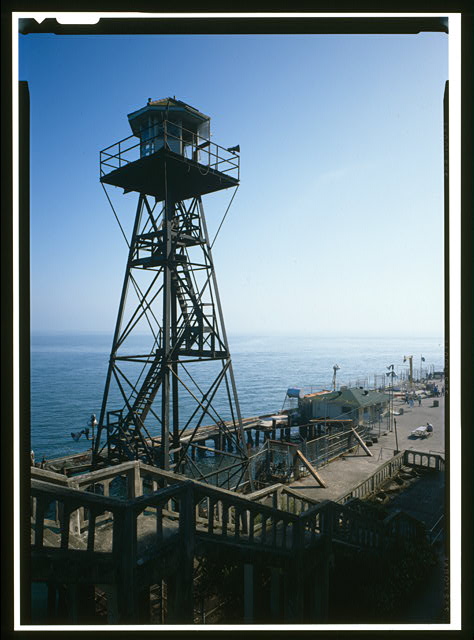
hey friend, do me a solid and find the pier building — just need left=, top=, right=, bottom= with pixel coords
left=299, top=387, right=390, bottom=426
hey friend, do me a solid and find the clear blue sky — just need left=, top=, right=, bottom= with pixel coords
left=19, top=32, right=447, bottom=337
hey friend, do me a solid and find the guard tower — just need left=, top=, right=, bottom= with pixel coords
left=93, top=97, right=246, bottom=483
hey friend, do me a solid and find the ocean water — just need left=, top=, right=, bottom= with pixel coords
left=30, top=333, right=444, bottom=461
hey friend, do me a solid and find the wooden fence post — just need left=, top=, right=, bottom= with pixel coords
left=270, top=567, right=281, bottom=620
left=244, top=563, right=254, bottom=623
left=115, top=505, right=138, bottom=622
left=283, top=547, right=304, bottom=622
left=128, top=463, right=142, bottom=498
left=174, top=484, right=195, bottom=624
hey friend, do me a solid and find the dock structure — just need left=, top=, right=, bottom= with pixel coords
left=45, top=415, right=374, bottom=493
left=288, top=386, right=446, bottom=503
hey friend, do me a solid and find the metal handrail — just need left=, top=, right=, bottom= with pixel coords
left=100, top=120, right=240, bottom=181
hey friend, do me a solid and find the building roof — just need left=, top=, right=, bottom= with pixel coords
left=127, top=97, right=209, bottom=136
left=146, top=97, right=208, bottom=120
left=301, top=390, right=331, bottom=399
left=303, top=387, right=390, bottom=408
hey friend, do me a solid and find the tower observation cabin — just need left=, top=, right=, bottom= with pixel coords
left=131, top=97, right=210, bottom=157
left=94, top=98, right=246, bottom=486
left=100, top=97, right=239, bottom=201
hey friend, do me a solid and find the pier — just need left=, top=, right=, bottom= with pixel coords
left=290, top=389, right=445, bottom=503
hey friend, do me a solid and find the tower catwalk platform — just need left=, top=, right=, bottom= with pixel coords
left=101, top=145, right=239, bottom=201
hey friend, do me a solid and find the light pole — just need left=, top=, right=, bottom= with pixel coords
left=88, top=413, right=98, bottom=451
left=386, top=365, right=397, bottom=433
left=394, top=416, right=399, bottom=453
left=420, top=355, right=425, bottom=381
left=403, top=355, right=414, bottom=387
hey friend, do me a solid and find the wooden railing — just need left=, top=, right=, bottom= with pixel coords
left=29, top=451, right=442, bottom=624
left=31, top=448, right=442, bottom=563
left=247, top=483, right=320, bottom=514
left=383, top=509, right=426, bottom=542
left=192, top=484, right=300, bottom=553
left=403, top=449, right=445, bottom=471
left=336, top=451, right=406, bottom=504
left=31, top=477, right=192, bottom=557
left=322, top=501, right=384, bottom=549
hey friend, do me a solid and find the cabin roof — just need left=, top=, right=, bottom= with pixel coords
left=127, top=97, right=209, bottom=136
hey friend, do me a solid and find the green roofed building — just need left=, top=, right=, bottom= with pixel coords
left=299, top=387, right=390, bottom=426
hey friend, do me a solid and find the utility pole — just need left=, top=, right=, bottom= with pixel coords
left=403, top=355, right=414, bottom=387
left=332, top=364, right=340, bottom=391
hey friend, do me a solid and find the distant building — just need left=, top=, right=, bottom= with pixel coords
left=299, top=387, right=390, bottom=426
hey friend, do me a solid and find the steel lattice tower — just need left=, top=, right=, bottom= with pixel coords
left=92, top=98, right=247, bottom=480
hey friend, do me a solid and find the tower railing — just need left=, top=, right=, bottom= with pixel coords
left=100, top=121, right=240, bottom=181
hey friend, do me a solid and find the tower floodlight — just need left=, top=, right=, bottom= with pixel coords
left=93, top=97, right=246, bottom=486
